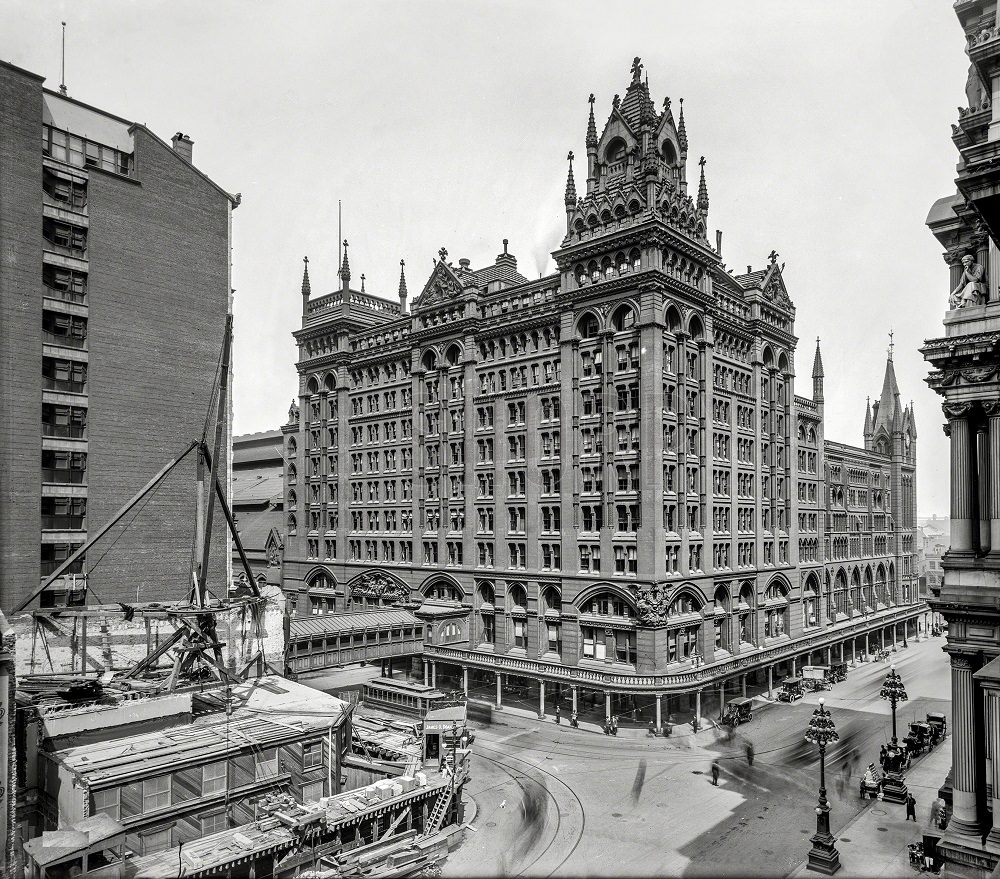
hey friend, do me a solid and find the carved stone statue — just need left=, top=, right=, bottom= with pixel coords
left=966, top=65, right=988, bottom=111
left=950, top=254, right=986, bottom=309
left=288, top=398, right=300, bottom=424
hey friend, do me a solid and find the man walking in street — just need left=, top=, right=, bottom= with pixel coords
left=906, top=793, right=917, bottom=821
left=711, top=761, right=720, bottom=786
left=746, top=742, right=755, bottom=767
left=555, top=704, right=561, bottom=725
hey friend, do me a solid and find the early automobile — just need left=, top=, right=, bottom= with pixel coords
left=776, top=676, right=804, bottom=703
left=720, top=696, right=754, bottom=727
left=829, top=663, right=848, bottom=683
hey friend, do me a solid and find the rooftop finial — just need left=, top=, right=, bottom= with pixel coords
left=398, top=260, right=408, bottom=312
left=438, top=247, right=448, bottom=263
left=503, top=238, right=508, bottom=255
left=612, top=93, right=621, bottom=110
left=631, top=56, right=643, bottom=85
left=888, top=329, right=894, bottom=361
left=360, top=272, right=366, bottom=294
left=768, top=249, right=779, bottom=265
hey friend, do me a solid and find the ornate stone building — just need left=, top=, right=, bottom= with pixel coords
left=281, top=59, right=921, bottom=715
left=921, top=1, right=1000, bottom=870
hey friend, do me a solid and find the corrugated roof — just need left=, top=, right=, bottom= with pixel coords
left=232, top=471, right=283, bottom=504
left=290, top=609, right=420, bottom=638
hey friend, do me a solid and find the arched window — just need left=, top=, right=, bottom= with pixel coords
left=737, top=581, right=756, bottom=645
left=611, top=304, right=637, bottom=332
left=287, top=437, right=297, bottom=455
left=445, top=344, right=461, bottom=367
left=508, top=583, right=527, bottom=611
left=713, top=585, right=731, bottom=651
left=287, top=514, right=297, bottom=537
left=803, top=576, right=820, bottom=628
left=578, top=313, right=600, bottom=339
left=763, top=583, right=788, bottom=639
left=541, top=586, right=562, bottom=614
left=606, top=137, right=627, bottom=163
left=422, top=350, right=438, bottom=371
left=583, top=592, right=634, bottom=618
left=307, top=376, right=319, bottom=394
left=323, top=373, right=335, bottom=392
left=308, top=571, right=336, bottom=615
left=425, top=581, right=462, bottom=602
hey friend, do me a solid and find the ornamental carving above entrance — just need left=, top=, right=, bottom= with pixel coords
left=349, top=571, right=409, bottom=604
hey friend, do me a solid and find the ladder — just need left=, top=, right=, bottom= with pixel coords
left=424, top=786, right=454, bottom=835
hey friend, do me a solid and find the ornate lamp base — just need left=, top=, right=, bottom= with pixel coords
left=807, top=831, right=842, bottom=875
left=881, top=772, right=909, bottom=805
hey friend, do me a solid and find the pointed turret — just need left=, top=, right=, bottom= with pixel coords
left=565, top=151, right=577, bottom=206
left=908, top=400, right=917, bottom=439
left=398, top=259, right=409, bottom=314
left=697, top=156, right=709, bottom=214
left=301, top=255, right=311, bottom=316
left=585, top=93, right=598, bottom=193
left=812, top=337, right=824, bottom=404
left=677, top=98, right=688, bottom=156
left=864, top=397, right=873, bottom=444
left=586, top=93, right=598, bottom=148
left=338, top=239, right=351, bottom=291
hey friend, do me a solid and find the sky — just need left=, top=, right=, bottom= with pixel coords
left=2, top=0, right=967, bottom=516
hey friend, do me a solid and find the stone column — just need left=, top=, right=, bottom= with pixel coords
left=949, top=653, right=984, bottom=840
left=605, top=691, right=611, bottom=723
left=571, top=685, right=578, bottom=715
left=431, top=661, right=437, bottom=689
left=656, top=694, right=662, bottom=729
left=741, top=675, right=747, bottom=698
left=496, top=674, right=502, bottom=708
left=695, top=689, right=702, bottom=724
left=462, top=666, right=468, bottom=696
left=946, top=404, right=978, bottom=552
left=767, top=666, right=773, bottom=699
left=719, top=681, right=726, bottom=717
left=423, top=660, right=429, bottom=686
left=539, top=681, right=546, bottom=719
left=986, top=402, right=1000, bottom=552
left=986, top=689, right=1000, bottom=852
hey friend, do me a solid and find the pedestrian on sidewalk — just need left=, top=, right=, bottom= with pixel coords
left=711, top=761, right=720, bottom=786
left=746, top=742, right=755, bottom=767
left=879, top=744, right=888, bottom=769
left=555, top=704, right=561, bottom=724
left=906, top=793, right=917, bottom=821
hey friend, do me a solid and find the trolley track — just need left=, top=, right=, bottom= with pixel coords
left=471, top=738, right=587, bottom=877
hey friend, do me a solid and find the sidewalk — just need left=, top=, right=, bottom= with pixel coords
left=788, top=738, right=955, bottom=878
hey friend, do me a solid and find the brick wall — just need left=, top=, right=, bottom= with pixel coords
left=85, top=128, right=231, bottom=605
left=0, top=64, right=44, bottom=612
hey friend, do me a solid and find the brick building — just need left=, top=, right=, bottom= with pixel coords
left=0, top=60, right=237, bottom=611
left=279, top=59, right=923, bottom=712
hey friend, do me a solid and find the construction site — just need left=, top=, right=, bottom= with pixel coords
left=9, top=320, right=473, bottom=878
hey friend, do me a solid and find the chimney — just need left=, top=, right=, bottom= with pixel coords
left=715, top=230, right=722, bottom=257
left=171, top=132, right=194, bottom=163
left=459, top=258, right=471, bottom=270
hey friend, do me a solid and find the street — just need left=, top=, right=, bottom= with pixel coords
left=444, top=635, right=951, bottom=878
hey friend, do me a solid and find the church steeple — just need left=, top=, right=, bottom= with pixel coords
left=864, top=397, right=873, bottom=445
left=872, top=344, right=903, bottom=440
left=812, top=337, right=824, bottom=404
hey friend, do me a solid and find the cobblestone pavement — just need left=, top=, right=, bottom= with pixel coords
left=443, top=635, right=951, bottom=878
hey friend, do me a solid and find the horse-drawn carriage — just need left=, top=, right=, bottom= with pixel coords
left=904, top=721, right=933, bottom=757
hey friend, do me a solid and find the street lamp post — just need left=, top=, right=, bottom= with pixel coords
left=805, top=697, right=841, bottom=875
left=879, top=664, right=910, bottom=804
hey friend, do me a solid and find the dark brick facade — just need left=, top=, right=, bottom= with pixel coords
left=0, top=61, right=234, bottom=611
left=0, top=64, right=45, bottom=611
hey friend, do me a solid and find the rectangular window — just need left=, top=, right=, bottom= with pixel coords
left=255, top=748, right=279, bottom=782
left=142, top=775, right=170, bottom=813
left=201, top=810, right=228, bottom=837
left=302, top=741, right=323, bottom=770
left=91, top=787, right=120, bottom=820
left=202, top=761, right=227, bottom=795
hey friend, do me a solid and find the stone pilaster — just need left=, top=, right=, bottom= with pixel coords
left=985, top=402, right=1000, bottom=552
left=949, top=653, right=985, bottom=841
left=980, top=423, right=992, bottom=553
left=988, top=688, right=1000, bottom=853
left=946, top=403, right=977, bottom=552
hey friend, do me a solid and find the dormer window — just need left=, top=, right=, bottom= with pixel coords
left=606, top=138, right=627, bottom=163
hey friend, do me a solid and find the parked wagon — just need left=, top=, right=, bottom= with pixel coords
left=905, top=721, right=933, bottom=756
left=927, top=712, right=948, bottom=743
left=801, top=666, right=832, bottom=692
left=860, top=762, right=885, bottom=799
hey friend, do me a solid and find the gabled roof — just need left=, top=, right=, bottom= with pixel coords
left=413, top=259, right=465, bottom=310
left=872, top=355, right=902, bottom=437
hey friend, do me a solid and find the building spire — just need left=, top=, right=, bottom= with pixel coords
left=677, top=98, right=688, bottom=155
left=564, top=151, right=577, bottom=206
left=301, top=255, right=311, bottom=298
left=864, top=396, right=873, bottom=439
left=586, top=93, right=598, bottom=148
left=697, top=156, right=709, bottom=213
left=338, top=239, right=350, bottom=290
left=812, top=337, right=824, bottom=404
